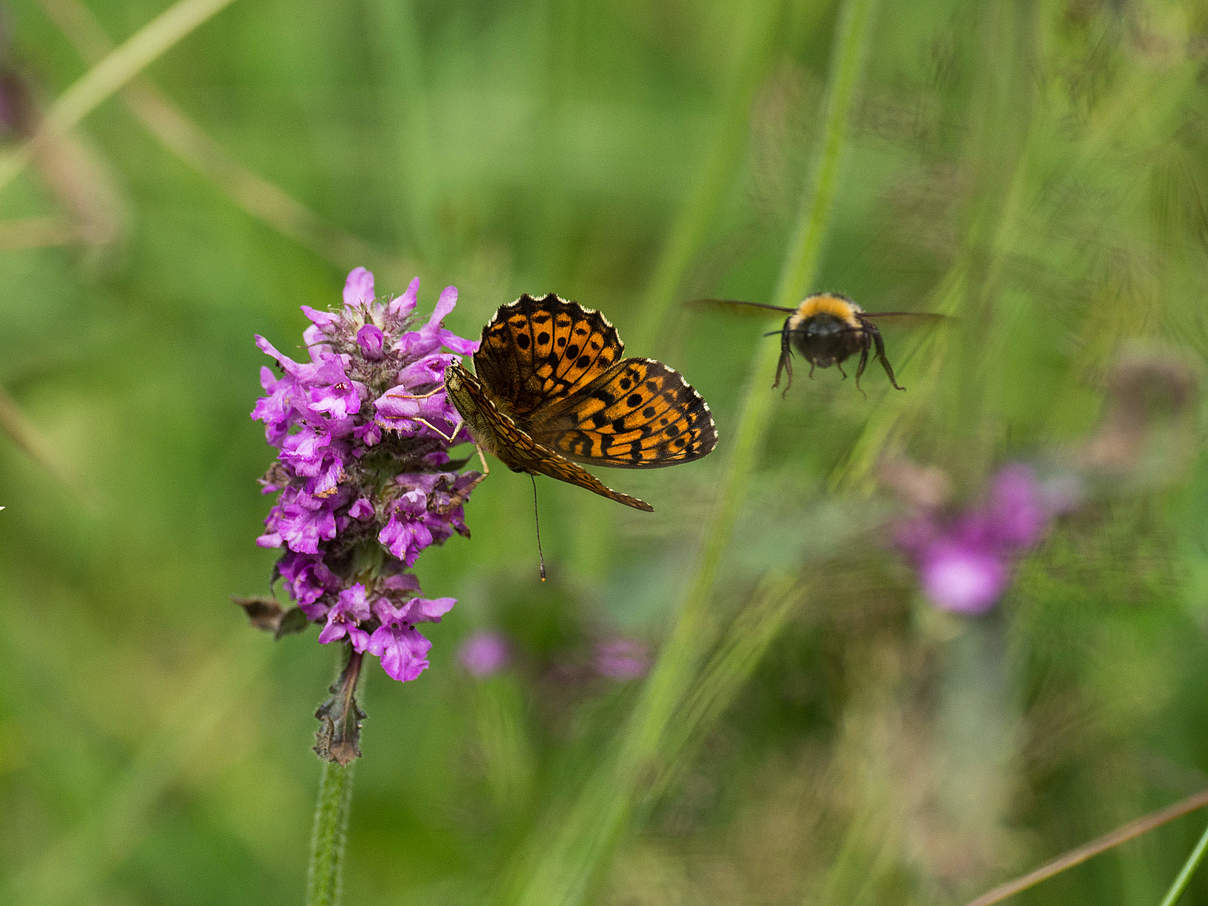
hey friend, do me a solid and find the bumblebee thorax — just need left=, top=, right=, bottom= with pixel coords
left=788, top=293, right=862, bottom=330
left=786, top=310, right=866, bottom=367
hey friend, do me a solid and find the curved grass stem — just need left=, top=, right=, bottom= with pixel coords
left=506, top=0, right=880, bottom=901
left=0, top=0, right=241, bottom=197
left=1159, top=817, right=1208, bottom=906
left=964, top=789, right=1208, bottom=906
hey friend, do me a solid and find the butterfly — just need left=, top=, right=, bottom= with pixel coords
left=442, top=293, right=717, bottom=512
left=700, top=293, right=944, bottom=396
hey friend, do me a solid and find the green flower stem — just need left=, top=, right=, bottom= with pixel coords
left=306, top=647, right=364, bottom=906
left=507, top=0, right=879, bottom=901
left=1159, top=819, right=1208, bottom=906
left=306, top=759, right=355, bottom=906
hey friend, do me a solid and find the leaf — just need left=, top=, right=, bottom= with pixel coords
left=313, top=649, right=366, bottom=765
left=232, top=594, right=311, bottom=638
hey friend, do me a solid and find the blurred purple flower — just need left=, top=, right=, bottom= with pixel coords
left=896, top=462, right=1073, bottom=614
left=251, top=268, right=481, bottom=683
left=918, top=541, right=1008, bottom=614
left=984, top=464, right=1049, bottom=548
left=594, top=638, right=651, bottom=681
left=459, top=632, right=511, bottom=677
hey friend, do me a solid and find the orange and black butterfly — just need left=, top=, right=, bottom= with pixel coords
left=704, top=292, right=943, bottom=396
left=443, top=293, right=717, bottom=511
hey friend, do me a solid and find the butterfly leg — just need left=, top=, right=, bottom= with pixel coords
left=385, top=385, right=444, bottom=400
left=396, top=416, right=462, bottom=445
left=414, top=422, right=490, bottom=514
left=433, top=455, right=488, bottom=513
left=391, top=411, right=490, bottom=488
left=470, top=442, right=490, bottom=477
left=379, top=385, right=470, bottom=441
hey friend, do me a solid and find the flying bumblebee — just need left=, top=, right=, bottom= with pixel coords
left=705, top=292, right=941, bottom=396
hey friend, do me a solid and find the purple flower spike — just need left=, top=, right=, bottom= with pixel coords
left=251, top=269, right=481, bottom=684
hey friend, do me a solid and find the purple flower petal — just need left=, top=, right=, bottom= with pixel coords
left=367, top=623, right=432, bottom=682
left=301, top=305, right=341, bottom=332
left=357, top=324, right=385, bottom=359
left=318, top=584, right=373, bottom=648
left=386, top=277, right=419, bottom=320
left=399, top=596, right=457, bottom=623
left=348, top=497, right=374, bottom=520
left=343, top=267, right=375, bottom=307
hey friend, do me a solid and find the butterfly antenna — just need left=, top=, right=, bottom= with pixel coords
left=530, top=474, right=547, bottom=582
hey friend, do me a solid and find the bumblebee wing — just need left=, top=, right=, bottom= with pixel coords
left=858, top=312, right=949, bottom=323
left=689, top=298, right=796, bottom=315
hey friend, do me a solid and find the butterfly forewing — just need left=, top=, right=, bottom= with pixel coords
left=474, top=294, right=624, bottom=419
left=448, top=294, right=716, bottom=512
left=531, top=358, right=717, bottom=468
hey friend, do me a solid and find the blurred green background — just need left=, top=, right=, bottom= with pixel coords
left=3, top=0, right=1208, bottom=902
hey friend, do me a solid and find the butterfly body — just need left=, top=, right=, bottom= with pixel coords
left=445, top=294, right=717, bottom=511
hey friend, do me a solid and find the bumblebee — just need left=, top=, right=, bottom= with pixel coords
left=709, top=293, right=939, bottom=396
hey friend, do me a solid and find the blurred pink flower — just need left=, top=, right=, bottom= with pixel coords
left=918, top=541, right=1008, bottom=614
left=594, top=638, right=651, bottom=680
left=459, top=632, right=511, bottom=677
left=895, top=462, right=1076, bottom=615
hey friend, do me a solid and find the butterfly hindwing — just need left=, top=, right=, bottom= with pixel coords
left=474, top=294, right=624, bottom=420
left=445, top=362, right=654, bottom=511
left=530, top=358, right=718, bottom=468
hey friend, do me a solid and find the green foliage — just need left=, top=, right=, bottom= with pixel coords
left=2, top=0, right=1207, bottom=903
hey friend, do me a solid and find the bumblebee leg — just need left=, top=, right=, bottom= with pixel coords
left=869, top=325, right=905, bottom=390
left=854, top=346, right=869, bottom=400
left=773, top=329, right=794, bottom=397
left=837, top=361, right=848, bottom=380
